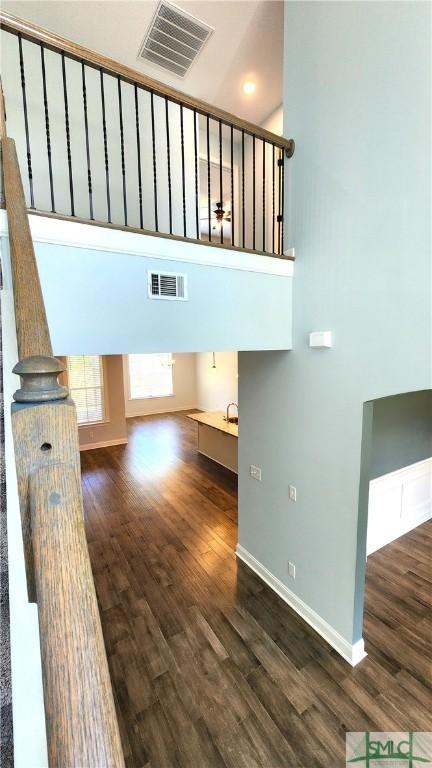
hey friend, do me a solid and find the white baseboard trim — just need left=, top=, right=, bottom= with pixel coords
left=236, top=544, right=367, bottom=667
left=126, top=406, right=198, bottom=418
left=79, top=437, right=128, bottom=451
left=367, top=457, right=432, bottom=555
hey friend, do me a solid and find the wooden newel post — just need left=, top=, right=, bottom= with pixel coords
left=12, top=355, right=68, bottom=403
left=11, top=355, right=74, bottom=599
left=11, top=356, right=125, bottom=766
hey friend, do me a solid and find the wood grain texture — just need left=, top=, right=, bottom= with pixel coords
left=81, top=413, right=432, bottom=768
left=12, top=398, right=125, bottom=766
left=0, top=11, right=294, bottom=154
left=11, top=399, right=80, bottom=598
left=0, top=134, right=52, bottom=359
left=31, top=462, right=125, bottom=767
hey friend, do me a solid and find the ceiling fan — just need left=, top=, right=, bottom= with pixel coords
left=200, top=201, right=231, bottom=230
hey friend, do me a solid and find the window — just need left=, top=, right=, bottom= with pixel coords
left=128, top=353, right=174, bottom=399
left=67, top=355, right=105, bottom=425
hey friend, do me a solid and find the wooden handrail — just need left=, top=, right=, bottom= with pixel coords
left=0, top=10, right=294, bottom=155
left=0, top=78, right=125, bottom=766
left=0, top=137, right=52, bottom=361
left=0, top=74, right=51, bottom=359
left=31, top=462, right=125, bottom=766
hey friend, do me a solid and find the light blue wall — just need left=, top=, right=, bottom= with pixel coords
left=369, top=390, right=432, bottom=480
left=34, top=243, right=292, bottom=354
left=238, top=1, right=431, bottom=645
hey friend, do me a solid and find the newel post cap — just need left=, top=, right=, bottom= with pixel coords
left=13, top=355, right=69, bottom=403
left=285, top=138, right=295, bottom=158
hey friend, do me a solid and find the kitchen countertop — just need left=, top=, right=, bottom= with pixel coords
left=187, top=411, right=238, bottom=438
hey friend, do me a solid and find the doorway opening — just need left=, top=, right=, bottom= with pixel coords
left=355, top=390, right=432, bottom=670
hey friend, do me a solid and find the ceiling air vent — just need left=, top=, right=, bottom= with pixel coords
left=148, top=270, right=188, bottom=301
left=138, top=1, right=214, bottom=78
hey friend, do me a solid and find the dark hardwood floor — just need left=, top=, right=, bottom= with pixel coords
left=81, top=413, right=432, bottom=768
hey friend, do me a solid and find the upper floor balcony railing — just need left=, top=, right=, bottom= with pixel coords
left=0, top=11, right=295, bottom=258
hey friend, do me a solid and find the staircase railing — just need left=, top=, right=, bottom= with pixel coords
left=0, top=10, right=294, bottom=258
left=0, top=79, right=125, bottom=767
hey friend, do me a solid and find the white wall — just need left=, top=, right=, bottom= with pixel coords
left=262, top=105, right=283, bottom=135
left=367, top=458, right=432, bottom=555
left=238, top=1, right=431, bottom=663
left=262, top=105, right=283, bottom=253
left=241, top=104, right=284, bottom=254
left=124, top=351, right=238, bottom=417
left=0, top=238, right=48, bottom=767
left=123, top=352, right=197, bottom=417
left=5, top=214, right=293, bottom=355
left=197, top=109, right=284, bottom=255
left=196, top=352, right=238, bottom=412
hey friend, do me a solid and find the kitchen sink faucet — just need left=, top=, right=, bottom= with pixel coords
left=225, top=402, right=238, bottom=423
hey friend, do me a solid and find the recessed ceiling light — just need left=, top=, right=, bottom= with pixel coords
left=243, top=81, right=256, bottom=95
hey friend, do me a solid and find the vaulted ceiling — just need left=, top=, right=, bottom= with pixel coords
left=2, top=0, right=283, bottom=125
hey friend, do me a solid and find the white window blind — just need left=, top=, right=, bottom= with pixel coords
left=67, top=355, right=105, bottom=425
left=128, top=353, right=174, bottom=399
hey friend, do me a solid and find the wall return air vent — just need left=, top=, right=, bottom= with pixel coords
left=138, top=1, right=214, bottom=78
left=148, top=270, right=188, bottom=300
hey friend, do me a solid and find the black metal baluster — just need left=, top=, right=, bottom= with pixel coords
left=252, top=135, right=256, bottom=250
left=280, top=148, right=285, bottom=255
left=150, top=91, right=158, bottom=231
left=230, top=125, right=234, bottom=247
left=262, top=140, right=266, bottom=253
left=272, top=144, right=275, bottom=254
left=100, top=70, right=111, bottom=223
left=40, top=45, right=55, bottom=212
left=278, top=148, right=282, bottom=255
left=117, top=77, right=127, bottom=226
left=18, top=34, right=34, bottom=208
left=180, top=104, right=186, bottom=237
left=82, top=62, right=93, bottom=220
left=218, top=120, right=223, bottom=245
left=206, top=114, right=211, bottom=243
left=134, top=84, right=143, bottom=229
left=61, top=52, right=75, bottom=216
left=193, top=109, right=199, bottom=239
left=165, top=98, right=172, bottom=234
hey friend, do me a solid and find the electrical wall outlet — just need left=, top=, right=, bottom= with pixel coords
left=288, top=561, right=296, bottom=578
left=250, top=465, right=262, bottom=481
left=289, top=485, right=297, bottom=502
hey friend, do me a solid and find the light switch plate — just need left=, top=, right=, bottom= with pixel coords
left=289, top=485, right=297, bottom=502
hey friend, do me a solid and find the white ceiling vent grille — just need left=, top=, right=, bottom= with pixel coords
left=148, top=270, right=188, bottom=301
left=138, top=1, right=214, bottom=78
